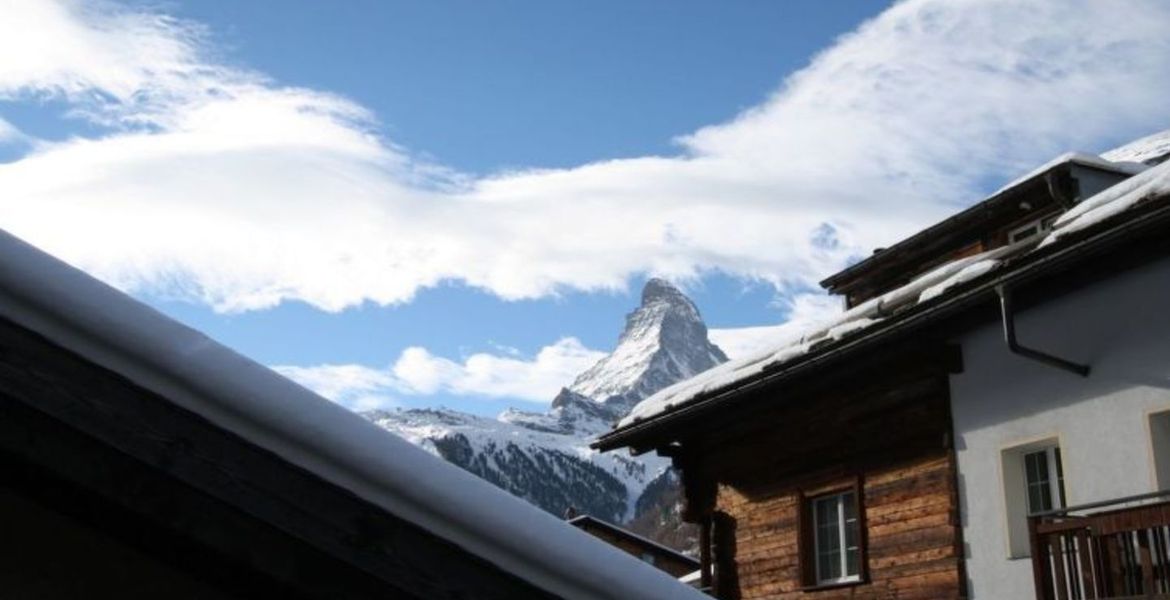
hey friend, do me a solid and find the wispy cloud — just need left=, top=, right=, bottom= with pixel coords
left=271, top=362, right=402, bottom=412
left=275, top=337, right=605, bottom=410
left=1, top=0, right=1169, bottom=314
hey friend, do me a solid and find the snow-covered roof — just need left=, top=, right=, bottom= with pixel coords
left=1101, top=129, right=1170, bottom=165
left=0, top=230, right=707, bottom=600
left=990, top=151, right=1146, bottom=197
left=614, top=157, right=1170, bottom=431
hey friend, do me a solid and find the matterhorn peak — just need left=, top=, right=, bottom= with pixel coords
left=641, top=277, right=689, bottom=305
left=567, top=279, right=727, bottom=410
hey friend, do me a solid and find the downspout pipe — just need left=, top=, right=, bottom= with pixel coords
left=995, top=284, right=1090, bottom=377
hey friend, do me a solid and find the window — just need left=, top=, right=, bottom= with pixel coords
left=1002, top=439, right=1066, bottom=557
left=1008, top=214, right=1059, bottom=244
left=1023, top=447, right=1066, bottom=514
left=800, top=485, right=865, bottom=588
left=813, top=492, right=861, bottom=584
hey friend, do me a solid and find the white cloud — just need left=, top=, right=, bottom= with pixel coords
left=275, top=337, right=605, bottom=410
left=1, top=0, right=1169, bottom=312
left=393, top=338, right=606, bottom=399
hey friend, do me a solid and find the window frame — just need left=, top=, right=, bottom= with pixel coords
left=1023, top=446, right=1066, bottom=515
left=798, top=478, right=868, bottom=590
left=1000, top=436, right=1067, bottom=558
left=1008, top=212, right=1059, bottom=244
left=1147, top=409, right=1170, bottom=490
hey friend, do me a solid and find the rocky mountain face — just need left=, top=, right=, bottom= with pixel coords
left=568, top=278, right=728, bottom=414
left=363, top=278, right=727, bottom=545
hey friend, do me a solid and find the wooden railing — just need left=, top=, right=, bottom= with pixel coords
left=1030, top=491, right=1170, bottom=599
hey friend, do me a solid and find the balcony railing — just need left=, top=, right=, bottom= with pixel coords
left=1030, top=491, right=1170, bottom=599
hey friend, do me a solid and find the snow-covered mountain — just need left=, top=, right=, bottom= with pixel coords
left=363, top=278, right=727, bottom=527
left=568, top=278, right=728, bottom=411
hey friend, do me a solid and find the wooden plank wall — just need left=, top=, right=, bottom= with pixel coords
left=718, top=454, right=961, bottom=599
left=697, top=373, right=965, bottom=599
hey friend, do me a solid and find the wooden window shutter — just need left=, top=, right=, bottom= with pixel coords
left=796, top=490, right=815, bottom=587
left=852, top=476, right=869, bottom=584
left=713, top=511, right=739, bottom=599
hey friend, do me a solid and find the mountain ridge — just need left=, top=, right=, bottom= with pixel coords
left=363, top=278, right=727, bottom=535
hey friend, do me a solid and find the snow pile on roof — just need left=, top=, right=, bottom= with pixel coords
left=0, top=230, right=707, bottom=600
left=918, top=259, right=1001, bottom=303
left=1102, top=129, right=1170, bottom=165
left=992, top=152, right=1145, bottom=197
left=1044, top=158, right=1170, bottom=246
left=617, top=157, right=1170, bottom=431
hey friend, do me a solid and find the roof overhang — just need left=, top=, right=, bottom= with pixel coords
left=819, top=157, right=1142, bottom=295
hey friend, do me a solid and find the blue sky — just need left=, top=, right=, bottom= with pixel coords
left=158, top=1, right=886, bottom=173
left=1, top=0, right=1168, bottom=417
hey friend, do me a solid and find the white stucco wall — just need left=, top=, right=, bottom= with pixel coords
left=949, top=257, right=1170, bottom=599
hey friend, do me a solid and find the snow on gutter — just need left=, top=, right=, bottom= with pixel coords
left=0, top=230, right=707, bottom=600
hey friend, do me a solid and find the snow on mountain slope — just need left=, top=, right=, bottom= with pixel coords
left=367, top=406, right=668, bottom=522
left=568, top=278, right=727, bottom=411
left=361, top=278, right=728, bottom=525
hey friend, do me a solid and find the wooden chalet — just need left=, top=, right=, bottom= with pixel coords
left=568, top=514, right=701, bottom=578
left=0, top=229, right=709, bottom=600
left=595, top=140, right=1170, bottom=599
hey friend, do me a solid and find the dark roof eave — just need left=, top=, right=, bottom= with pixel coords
left=594, top=194, right=1170, bottom=452
left=818, top=159, right=1137, bottom=291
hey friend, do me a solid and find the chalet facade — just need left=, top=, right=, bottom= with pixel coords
left=594, top=131, right=1170, bottom=599
left=0, top=229, right=708, bottom=599
left=568, top=514, right=701, bottom=578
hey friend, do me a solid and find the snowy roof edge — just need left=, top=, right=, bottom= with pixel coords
left=0, top=230, right=707, bottom=600
left=819, top=152, right=1146, bottom=289
left=598, top=159, right=1170, bottom=449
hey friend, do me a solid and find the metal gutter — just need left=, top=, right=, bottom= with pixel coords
left=995, top=284, right=1090, bottom=377
left=595, top=195, right=1170, bottom=452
